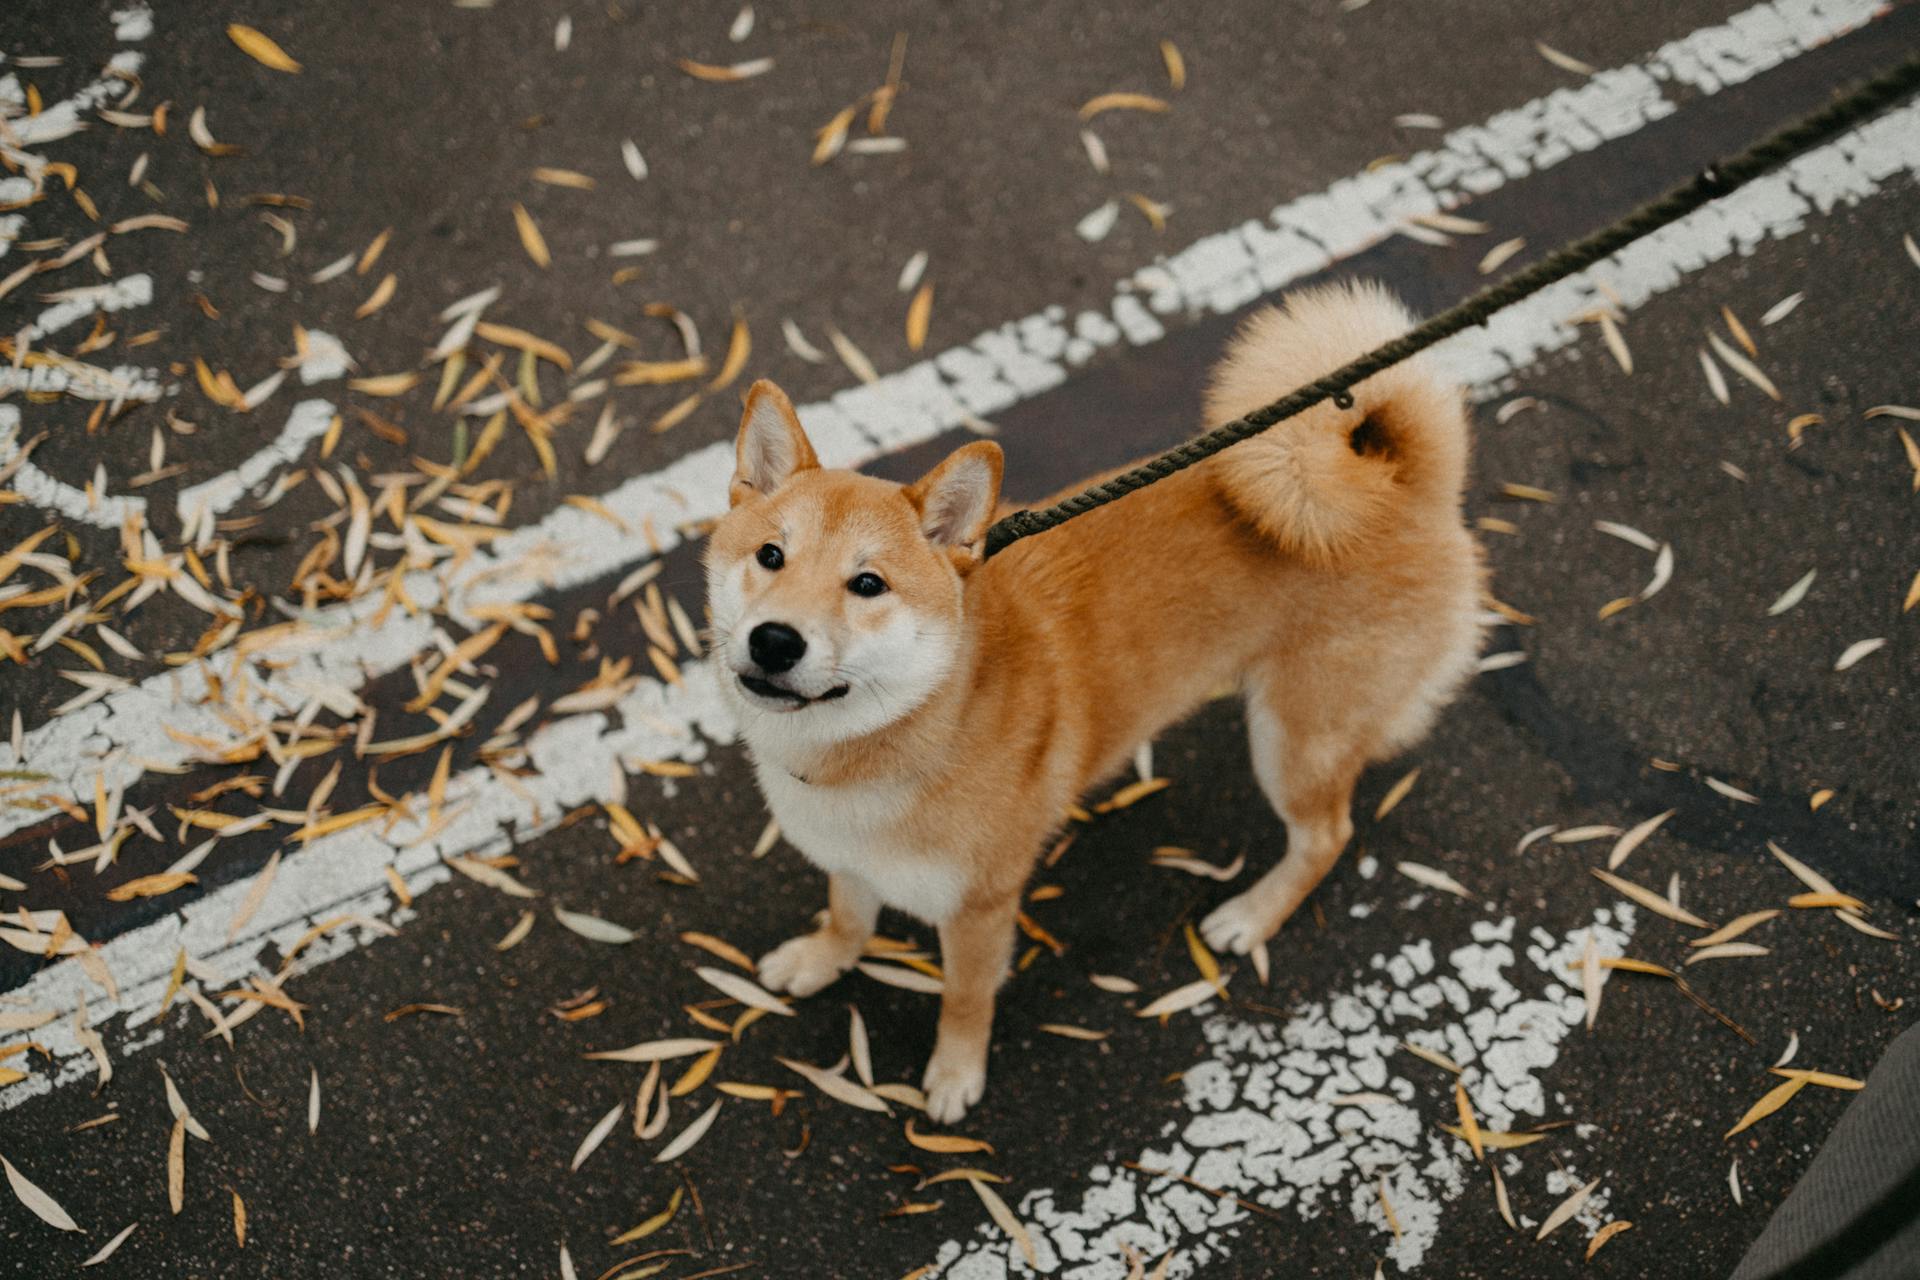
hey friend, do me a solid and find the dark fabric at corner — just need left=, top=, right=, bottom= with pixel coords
left=1732, top=1020, right=1920, bottom=1280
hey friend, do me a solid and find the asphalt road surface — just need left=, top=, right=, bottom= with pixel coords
left=2, top=2, right=1917, bottom=1278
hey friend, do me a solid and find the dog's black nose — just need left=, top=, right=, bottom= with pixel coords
left=748, top=622, right=807, bottom=674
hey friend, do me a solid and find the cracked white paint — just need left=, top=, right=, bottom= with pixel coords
left=2, top=0, right=1892, bottom=844
left=925, top=914, right=1633, bottom=1278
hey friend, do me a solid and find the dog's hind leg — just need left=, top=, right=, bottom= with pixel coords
left=1200, top=685, right=1361, bottom=955
left=758, top=872, right=881, bottom=998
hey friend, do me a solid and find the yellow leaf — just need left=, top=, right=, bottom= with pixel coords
left=227, top=25, right=301, bottom=73
left=906, top=283, right=933, bottom=353
left=903, top=1119, right=994, bottom=1155
left=1079, top=92, right=1171, bottom=120
left=1725, top=1076, right=1808, bottom=1138
left=512, top=203, right=550, bottom=269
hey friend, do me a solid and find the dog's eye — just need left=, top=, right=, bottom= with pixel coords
left=755, top=543, right=784, bottom=570
left=847, top=572, right=887, bottom=598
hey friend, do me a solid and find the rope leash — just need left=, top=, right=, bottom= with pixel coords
left=980, top=52, right=1920, bottom=560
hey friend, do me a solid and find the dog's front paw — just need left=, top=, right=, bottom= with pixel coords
left=758, top=931, right=857, bottom=998
left=921, top=1040, right=988, bottom=1125
left=1201, top=890, right=1279, bottom=956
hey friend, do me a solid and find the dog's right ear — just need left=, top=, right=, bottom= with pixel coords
left=731, top=380, right=819, bottom=507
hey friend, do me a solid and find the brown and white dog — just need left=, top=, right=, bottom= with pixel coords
left=705, top=282, right=1486, bottom=1122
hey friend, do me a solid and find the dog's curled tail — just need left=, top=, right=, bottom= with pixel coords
left=1204, top=281, right=1470, bottom=566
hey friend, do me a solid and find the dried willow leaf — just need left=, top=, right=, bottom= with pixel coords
left=1691, top=910, right=1779, bottom=947
left=778, top=1057, right=891, bottom=1113
left=554, top=906, right=636, bottom=944
left=905, top=283, right=934, bottom=352
left=227, top=25, right=301, bottom=72
left=611, top=1187, right=682, bottom=1245
left=1160, top=40, right=1185, bottom=90
left=1534, top=41, right=1596, bottom=75
left=1705, top=777, right=1759, bottom=804
left=1536, top=1176, right=1600, bottom=1239
left=1591, top=867, right=1712, bottom=928
left=696, top=966, right=792, bottom=1016
left=1135, top=977, right=1223, bottom=1019
left=571, top=1102, right=624, bottom=1171
left=1090, top=974, right=1140, bottom=994
left=586, top=1038, right=719, bottom=1064
left=1768, top=569, right=1816, bottom=616
left=1700, top=347, right=1730, bottom=404
left=1707, top=331, right=1780, bottom=400
left=1771, top=1068, right=1865, bottom=1090
left=1374, top=767, right=1420, bottom=820
left=1834, top=638, right=1885, bottom=671
left=969, top=1177, right=1039, bottom=1268
left=1478, top=237, right=1525, bottom=274
left=1607, top=809, right=1674, bottom=871
left=849, top=1006, right=873, bottom=1086
left=1760, top=292, right=1803, bottom=325
left=1396, top=861, right=1470, bottom=898
left=1725, top=1076, right=1807, bottom=1138
left=1078, top=92, right=1171, bottom=120
left=81, top=1220, right=139, bottom=1265
left=677, top=57, right=773, bottom=82
left=495, top=911, right=535, bottom=951
left=512, top=203, right=550, bottom=268
left=1587, top=1220, right=1634, bottom=1260
left=857, top=961, right=942, bottom=994
left=1685, top=942, right=1770, bottom=964
left=167, top=1117, right=186, bottom=1213
left=1038, top=1023, right=1111, bottom=1041
left=2, top=1154, right=81, bottom=1231
left=653, top=1099, right=721, bottom=1162
left=905, top=1120, right=993, bottom=1155
left=1491, top=1165, right=1516, bottom=1230
left=1400, top=1040, right=1462, bottom=1074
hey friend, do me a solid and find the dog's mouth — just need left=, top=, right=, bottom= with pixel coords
left=738, top=673, right=850, bottom=708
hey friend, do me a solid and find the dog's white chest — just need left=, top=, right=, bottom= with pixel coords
left=756, top=765, right=964, bottom=923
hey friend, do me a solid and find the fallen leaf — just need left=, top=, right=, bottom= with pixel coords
left=653, top=1099, right=722, bottom=1162
left=2, top=1153, right=81, bottom=1231
left=554, top=906, right=637, bottom=945
left=571, top=1102, right=624, bottom=1171
left=1726, top=1076, right=1808, bottom=1138
left=227, top=25, right=301, bottom=72
left=1536, top=1176, right=1600, bottom=1240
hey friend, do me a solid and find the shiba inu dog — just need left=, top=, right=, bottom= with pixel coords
left=706, top=282, right=1486, bottom=1122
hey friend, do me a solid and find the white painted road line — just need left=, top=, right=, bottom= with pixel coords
left=0, top=0, right=1886, bottom=843
left=924, top=912, right=1635, bottom=1277
left=8, top=94, right=1920, bottom=1118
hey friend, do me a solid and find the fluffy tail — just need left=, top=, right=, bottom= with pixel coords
left=1204, top=281, right=1469, bottom=566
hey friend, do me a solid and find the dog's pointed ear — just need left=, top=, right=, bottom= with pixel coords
left=731, top=380, right=819, bottom=506
left=905, top=440, right=1003, bottom=564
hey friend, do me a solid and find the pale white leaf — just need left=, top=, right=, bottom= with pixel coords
left=3, top=1154, right=81, bottom=1231
left=571, top=1102, right=624, bottom=1172
left=1396, top=861, right=1470, bottom=898
left=695, top=965, right=792, bottom=1016
left=653, top=1099, right=721, bottom=1163
left=1768, top=569, right=1816, bottom=616
left=553, top=906, right=636, bottom=945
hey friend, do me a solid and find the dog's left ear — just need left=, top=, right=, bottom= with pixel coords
left=731, top=380, right=819, bottom=507
left=905, top=441, right=1003, bottom=566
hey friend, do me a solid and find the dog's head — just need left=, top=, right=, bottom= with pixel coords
left=705, top=381, right=1003, bottom=744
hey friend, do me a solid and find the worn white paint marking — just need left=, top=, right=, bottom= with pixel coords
left=4, top=3, right=1909, bottom=1125
left=0, top=404, right=147, bottom=526
left=0, top=0, right=1884, bottom=838
left=173, top=400, right=338, bottom=525
left=924, top=913, right=1632, bottom=1277
left=1, top=664, right=735, bottom=1111
left=0, top=52, right=143, bottom=152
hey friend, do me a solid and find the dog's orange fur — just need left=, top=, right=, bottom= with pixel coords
left=707, top=282, right=1486, bottom=1121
